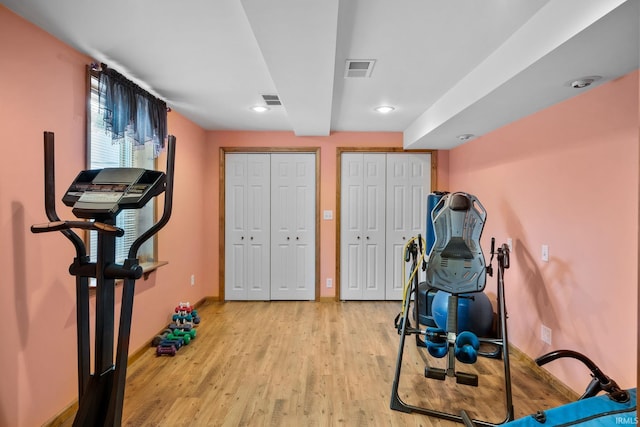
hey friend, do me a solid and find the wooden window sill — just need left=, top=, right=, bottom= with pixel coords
left=139, top=261, right=169, bottom=279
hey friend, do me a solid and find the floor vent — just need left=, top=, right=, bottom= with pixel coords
left=344, top=59, right=376, bottom=78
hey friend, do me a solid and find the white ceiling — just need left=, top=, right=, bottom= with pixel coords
left=2, top=0, right=638, bottom=149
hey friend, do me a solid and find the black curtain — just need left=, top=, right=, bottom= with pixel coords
left=98, top=63, right=167, bottom=158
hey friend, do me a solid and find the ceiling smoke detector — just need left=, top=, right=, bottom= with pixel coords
left=571, top=79, right=594, bottom=89
left=345, top=59, right=376, bottom=78
left=568, top=75, right=602, bottom=89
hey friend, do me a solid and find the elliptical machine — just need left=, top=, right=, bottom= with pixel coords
left=31, top=131, right=175, bottom=426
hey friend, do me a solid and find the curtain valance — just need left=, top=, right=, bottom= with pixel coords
left=98, top=63, right=167, bottom=158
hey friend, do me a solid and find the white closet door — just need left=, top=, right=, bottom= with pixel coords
left=385, top=153, right=431, bottom=300
left=270, top=153, right=316, bottom=300
left=340, top=153, right=364, bottom=300
left=224, top=154, right=246, bottom=300
left=340, top=153, right=386, bottom=300
left=225, top=153, right=271, bottom=300
left=246, top=154, right=271, bottom=300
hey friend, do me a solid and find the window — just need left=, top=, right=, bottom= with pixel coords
left=87, top=72, right=156, bottom=265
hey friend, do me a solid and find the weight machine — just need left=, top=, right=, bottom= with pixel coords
left=31, top=131, right=175, bottom=426
left=390, top=192, right=514, bottom=426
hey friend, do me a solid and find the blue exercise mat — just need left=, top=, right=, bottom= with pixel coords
left=505, top=389, right=636, bottom=426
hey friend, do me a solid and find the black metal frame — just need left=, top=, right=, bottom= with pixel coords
left=536, top=350, right=630, bottom=403
left=390, top=241, right=514, bottom=426
left=31, top=131, right=176, bottom=427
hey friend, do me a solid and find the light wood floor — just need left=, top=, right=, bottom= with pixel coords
left=58, top=301, right=575, bottom=426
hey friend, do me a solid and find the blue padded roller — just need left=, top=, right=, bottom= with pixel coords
left=455, top=331, right=480, bottom=364
left=425, top=327, right=448, bottom=358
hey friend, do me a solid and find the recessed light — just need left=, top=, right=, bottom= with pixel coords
left=250, top=105, right=270, bottom=113
left=374, top=105, right=395, bottom=114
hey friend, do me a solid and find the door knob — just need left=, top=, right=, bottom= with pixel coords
left=241, top=236, right=244, bottom=240
left=296, top=237, right=299, bottom=240
left=287, top=237, right=290, bottom=240
left=250, top=236, right=254, bottom=240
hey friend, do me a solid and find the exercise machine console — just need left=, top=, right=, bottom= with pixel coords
left=31, top=131, right=176, bottom=426
left=62, top=167, right=166, bottom=220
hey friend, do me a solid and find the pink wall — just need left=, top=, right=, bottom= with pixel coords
left=0, top=7, right=209, bottom=426
left=447, top=70, right=639, bottom=392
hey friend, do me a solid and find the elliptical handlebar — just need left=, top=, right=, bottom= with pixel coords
left=42, top=131, right=88, bottom=258
left=31, top=220, right=124, bottom=236
left=536, top=349, right=630, bottom=402
left=127, top=135, right=176, bottom=260
left=43, top=131, right=60, bottom=223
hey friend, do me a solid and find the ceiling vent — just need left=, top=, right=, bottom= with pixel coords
left=344, top=59, right=376, bottom=78
left=261, top=94, right=281, bottom=106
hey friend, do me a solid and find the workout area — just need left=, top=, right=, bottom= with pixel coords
left=1, top=1, right=638, bottom=426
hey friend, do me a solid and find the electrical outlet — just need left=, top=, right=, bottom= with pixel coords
left=191, top=274, right=195, bottom=286
left=541, top=244, right=549, bottom=262
left=541, top=324, right=552, bottom=345
left=326, top=278, right=333, bottom=288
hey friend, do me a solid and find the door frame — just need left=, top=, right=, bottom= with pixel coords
left=219, top=147, right=321, bottom=301
left=335, top=147, right=437, bottom=301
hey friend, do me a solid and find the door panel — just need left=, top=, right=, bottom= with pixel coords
left=385, top=153, right=431, bottom=300
left=362, top=154, right=386, bottom=300
left=225, top=154, right=248, bottom=300
left=340, top=153, right=364, bottom=300
left=340, top=153, right=386, bottom=300
left=386, top=155, right=408, bottom=301
left=270, top=153, right=315, bottom=300
left=340, top=152, right=431, bottom=301
left=227, top=243, right=246, bottom=297
left=364, top=242, right=385, bottom=300
left=225, top=153, right=270, bottom=300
